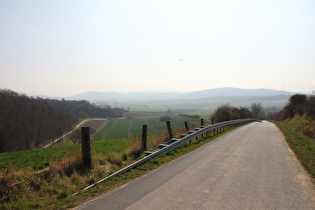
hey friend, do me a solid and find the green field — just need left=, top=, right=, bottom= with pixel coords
left=130, top=108, right=214, bottom=116
left=0, top=138, right=135, bottom=172
left=92, top=117, right=211, bottom=141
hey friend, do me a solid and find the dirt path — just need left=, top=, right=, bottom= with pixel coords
left=42, top=118, right=107, bottom=148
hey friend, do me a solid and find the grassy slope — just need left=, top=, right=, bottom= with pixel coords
left=284, top=115, right=315, bottom=138
left=273, top=120, right=315, bottom=179
left=0, top=138, right=135, bottom=172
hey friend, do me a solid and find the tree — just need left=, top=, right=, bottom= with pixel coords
left=281, top=94, right=308, bottom=119
left=250, top=102, right=262, bottom=119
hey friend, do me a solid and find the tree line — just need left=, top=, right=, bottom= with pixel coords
left=0, top=89, right=127, bottom=153
left=210, top=103, right=263, bottom=123
left=210, top=94, right=315, bottom=123
left=47, top=99, right=126, bottom=119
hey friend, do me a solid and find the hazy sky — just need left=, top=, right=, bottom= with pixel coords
left=1, top=0, right=314, bottom=96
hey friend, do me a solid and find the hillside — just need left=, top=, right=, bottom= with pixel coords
left=272, top=94, right=315, bottom=139
left=0, top=89, right=78, bottom=152
left=284, top=115, right=315, bottom=139
left=0, top=89, right=127, bottom=153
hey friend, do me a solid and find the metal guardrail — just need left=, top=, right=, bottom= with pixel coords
left=74, top=118, right=258, bottom=194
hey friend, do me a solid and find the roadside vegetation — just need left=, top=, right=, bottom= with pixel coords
left=271, top=94, right=315, bottom=180
left=0, top=120, right=232, bottom=209
left=273, top=121, right=315, bottom=179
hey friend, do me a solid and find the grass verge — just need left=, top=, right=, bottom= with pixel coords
left=1, top=126, right=234, bottom=209
left=273, top=121, right=315, bottom=179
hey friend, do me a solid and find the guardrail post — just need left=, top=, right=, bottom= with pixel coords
left=166, top=120, right=173, bottom=139
left=201, top=118, right=204, bottom=137
left=141, top=125, right=147, bottom=153
left=81, top=127, right=92, bottom=169
left=211, top=118, right=214, bottom=124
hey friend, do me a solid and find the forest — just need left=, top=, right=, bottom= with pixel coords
left=47, top=99, right=126, bottom=118
left=0, top=89, right=126, bottom=153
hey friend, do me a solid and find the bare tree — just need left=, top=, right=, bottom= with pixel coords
left=250, top=102, right=262, bottom=119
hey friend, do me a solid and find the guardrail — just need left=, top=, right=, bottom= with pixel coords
left=74, top=118, right=258, bottom=194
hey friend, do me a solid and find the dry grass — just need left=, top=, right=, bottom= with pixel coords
left=128, top=141, right=142, bottom=158
left=127, top=127, right=195, bottom=157
left=0, top=152, right=116, bottom=208
left=108, top=153, right=123, bottom=167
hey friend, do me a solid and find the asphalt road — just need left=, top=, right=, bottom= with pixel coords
left=76, top=121, right=315, bottom=209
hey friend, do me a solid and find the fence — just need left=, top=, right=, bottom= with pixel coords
left=76, top=118, right=258, bottom=194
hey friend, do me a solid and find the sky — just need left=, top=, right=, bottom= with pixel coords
left=0, top=0, right=314, bottom=96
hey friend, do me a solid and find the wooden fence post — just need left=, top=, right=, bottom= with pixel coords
left=211, top=118, right=214, bottom=124
left=184, top=121, right=189, bottom=131
left=201, top=118, right=204, bottom=126
left=166, top=120, right=173, bottom=139
left=81, top=127, right=92, bottom=169
left=141, top=125, right=147, bottom=153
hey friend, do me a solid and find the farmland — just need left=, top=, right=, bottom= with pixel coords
left=130, top=108, right=213, bottom=116
left=91, top=117, right=212, bottom=141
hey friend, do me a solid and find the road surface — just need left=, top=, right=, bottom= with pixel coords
left=76, top=121, right=315, bottom=209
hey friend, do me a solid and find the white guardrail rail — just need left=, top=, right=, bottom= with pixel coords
left=74, top=118, right=258, bottom=195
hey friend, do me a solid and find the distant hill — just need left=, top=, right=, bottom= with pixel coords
left=182, top=87, right=292, bottom=99
left=68, top=91, right=126, bottom=102
left=65, top=88, right=294, bottom=109
left=67, top=87, right=293, bottom=102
